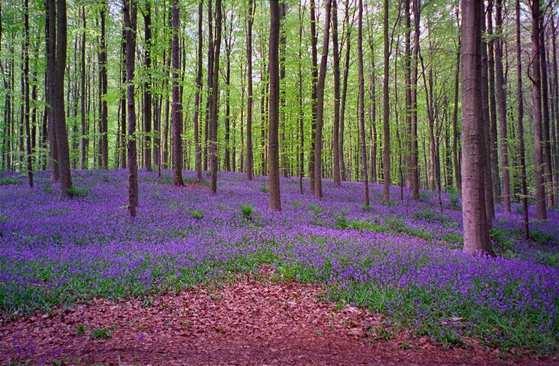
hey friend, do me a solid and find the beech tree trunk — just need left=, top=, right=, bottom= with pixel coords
left=246, top=0, right=254, bottom=180
left=194, top=1, right=203, bottom=181
left=382, top=0, right=391, bottom=202
left=461, top=0, right=491, bottom=255
left=79, top=7, right=88, bottom=169
left=124, top=0, right=138, bottom=216
left=209, top=0, right=222, bottom=193
left=309, top=0, right=318, bottom=192
left=171, top=0, right=183, bottom=186
left=143, top=1, right=152, bottom=171
left=332, top=0, right=341, bottom=186
left=494, top=0, right=511, bottom=211
left=515, top=0, right=530, bottom=237
left=480, top=9, right=495, bottom=225
left=23, top=0, right=33, bottom=187
left=268, top=0, right=281, bottom=211
left=98, top=1, right=108, bottom=169
left=47, top=0, right=72, bottom=194
left=357, top=0, right=369, bottom=206
left=313, top=0, right=332, bottom=199
left=530, top=0, right=547, bottom=219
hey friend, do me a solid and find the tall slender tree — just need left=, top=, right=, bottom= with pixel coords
left=357, top=0, right=369, bottom=206
left=530, top=0, right=547, bottom=219
left=99, top=0, right=108, bottom=169
left=171, top=0, right=183, bottom=186
left=313, top=0, right=332, bottom=198
left=193, top=1, right=203, bottom=181
left=494, top=0, right=510, bottom=211
left=246, top=0, right=254, bottom=180
left=124, top=0, right=138, bottom=216
left=142, top=0, right=152, bottom=171
left=268, top=0, right=281, bottom=211
left=382, top=0, right=391, bottom=202
left=515, top=0, right=530, bottom=237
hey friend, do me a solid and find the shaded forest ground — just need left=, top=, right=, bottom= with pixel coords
left=0, top=170, right=558, bottom=363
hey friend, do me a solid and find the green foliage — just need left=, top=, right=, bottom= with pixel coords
left=530, top=230, right=555, bottom=245
left=240, top=204, right=253, bottom=220
left=413, top=208, right=450, bottom=224
left=0, top=177, right=19, bottom=185
left=191, top=210, right=204, bottom=220
left=384, top=217, right=433, bottom=241
left=67, top=186, right=89, bottom=198
left=447, top=187, right=461, bottom=209
left=490, top=227, right=515, bottom=256
left=90, top=327, right=112, bottom=340
left=75, top=324, right=86, bottom=336
left=442, top=232, right=463, bottom=245
left=260, top=185, right=268, bottom=193
left=535, top=251, right=559, bottom=267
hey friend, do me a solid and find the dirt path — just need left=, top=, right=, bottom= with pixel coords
left=0, top=274, right=556, bottom=365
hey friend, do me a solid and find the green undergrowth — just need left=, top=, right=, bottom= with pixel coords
left=335, top=214, right=433, bottom=241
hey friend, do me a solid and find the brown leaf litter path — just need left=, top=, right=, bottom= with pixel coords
left=0, top=274, right=556, bottom=365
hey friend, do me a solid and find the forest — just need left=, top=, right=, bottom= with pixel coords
left=0, top=0, right=558, bottom=363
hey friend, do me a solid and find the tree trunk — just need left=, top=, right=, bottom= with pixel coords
left=494, top=0, right=511, bottom=211
left=79, top=6, right=88, bottom=169
left=49, top=0, right=72, bottom=194
left=332, top=0, right=341, bottom=186
left=357, top=0, right=369, bottom=206
left=246, top=0, right=254, bottom=180
left=143, top=1, right=152, bottom=171
left=480, top=8, right=495, bottom=225
left=124, top=0, right=138, bottom=216
left=23, top=0, right=33, bottom=187
left=171, top=0, right=183, bottom=186
left=313, top=0, right=332, bottom=199
left=46, top=0, right=58, bottom=181
left=515, top=0, right=530, bottom=237
left=268, top=0, right=282, bottom=211
left=98, top=1, right=108, bottom=169
left=382, top=0, right=391, bottom=202
left=461, top=0, right=491, bottom=255
left=209, top=0, right=222, bottom=193
left=530, top=0, right=547, bottom=219
left=308, top=0, right=318, bottom=192
left=194, top=1, right=203, bottom=181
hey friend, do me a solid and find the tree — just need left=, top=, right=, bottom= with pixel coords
left=245, top=0, right=255, bottom=180
left=171, top=0, right=183, bottom=186
left=530, top=0, right=547, bottom=219
left=124, top=0, right=138, bottom=216
left=142, top=0, right=152, bottom=171
left=515, top=0, right=530, bottom=237
left=98, top=0, right=108, bottom=169
left=332, top=0, right=341, bottom=186
left=313, top=0, right=332, bottom=199
left=461, top=0, right=491, bottom=255
left=357, top=0, right=369, bottom=206
left=193, top=1, right=203, bottom=182
left=382, top=0, right=391, bottom=202
left=268, top=0, right=281, bottom=211
left=23, top=0, right=33, bottom=187
left=46, top=0, right=72, bottom=194
left=494, top=0, right=510, bottom=212
left=209, top=0, right=222, bottom=193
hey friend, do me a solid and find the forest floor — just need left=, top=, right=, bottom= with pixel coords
left=1, top=271, right=555, bottom=365
left=1, top=170, right=559, bottom=364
